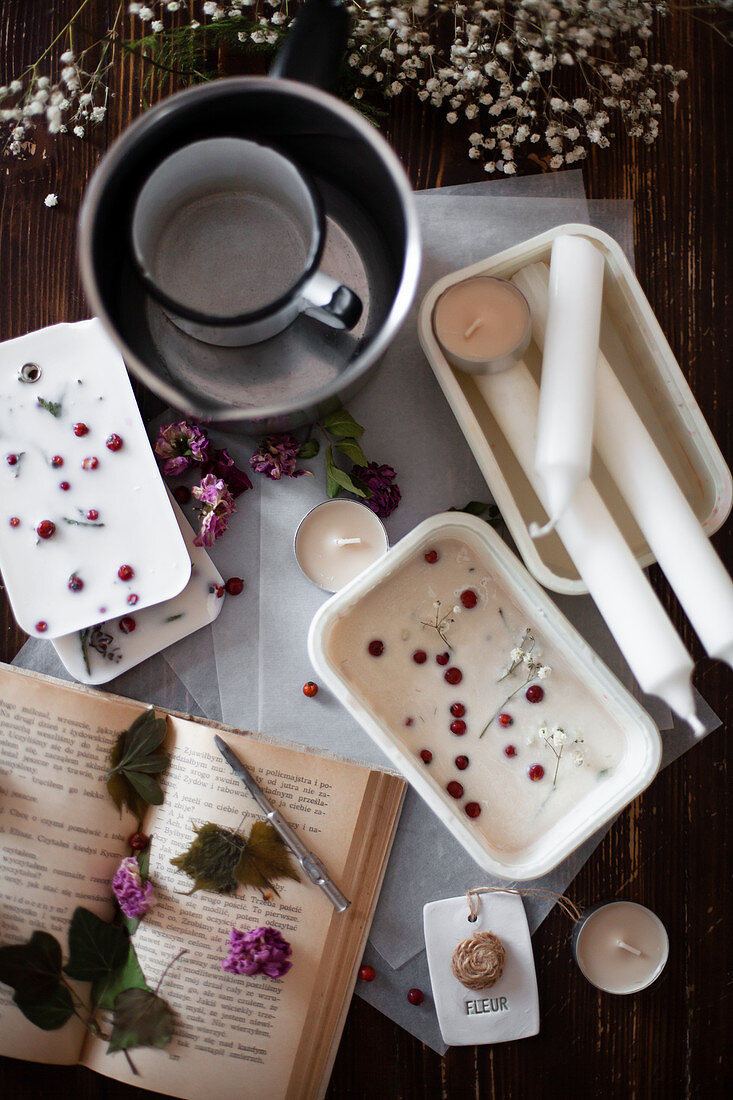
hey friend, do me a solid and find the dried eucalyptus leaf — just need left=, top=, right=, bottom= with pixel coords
left=108, top=988, right=174, bottom=1054
left=64, top=907, right=129, bottom=983
left=0, top=930, right=63, bottom=1003
left=14, top=984, right=74, bottom=1030
left=234, top=822, right=301, bottom=897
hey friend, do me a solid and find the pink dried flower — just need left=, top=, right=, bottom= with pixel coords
left=203, top=448, right=252, bottom=498
left=112, top=856, right=154, bottom=919
left=249, top=434, right=306, bottom=480
left=351, top=461, right=401, bottom=519
left=221, top=926, right=292, bottom=979
left=192, top=473, right=235, bottom=547
left=155, top=420, right=210, bottom=476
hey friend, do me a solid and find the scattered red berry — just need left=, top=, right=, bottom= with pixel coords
left=455, top=755, right=469, bottom=770
left=447, top=780, right=464, bottom=799
left=9, top=517, right=20, bottom=528
left=526, top=685, right=544, bottom=704
left=106, top=433, right=123, bottom=451
left=118, top=564, right=134, bottom=581
left=368, top=639, right=384, bottom=657
left=405, top=717, right=414, bottom=727
left=86, top=509, right=99, bottom=520
left=444, top=667, right=463, bottom=685
left=436, top=652, right=450, bottom=666
left=504, top=745, right=517, bottom=758
left=6, top=454, right=18, bottom=466
left=412, top=649, right=427, bottom=664
left=35, top=621, right=48, bottom=633
left=119, top=616, right=136, bottom=634
left=73, top=422, right=89, bottom=437
left=450, top=702, right=466, bottom=718
left=129, top=831, right=149, bottom=851
left=51, top=455, right=64, bottom=468
left=407, top=988, right=425, bottom=1006
left=450, top=719, right=467, bottom=736
left=36, top=520, right=56, bottom=540
left=460, top=588, right=478, bottom=609
left=528, top=763, right=545, bottom=781
left=302, top=681, right=318, bottom=698
left=424, top=550, right=439, bottom=564
left=419, top=749, right=432, bottom=764
left=82, top=456, right=99, bottom=470
left=359, top=965, right=376, bottom=983
left=225, top=577, right=244, bottom=596
left=68, top=575, right=83, bottom=593
left=127, top=593, right=139, bottom=606
left=497, top=712, right=513, bottom=727
left=59, top=481, right=71, bottom=491
left=465, top=802, right=481, bottom=819
left=173, top=484, right=191, bottom=505
left=214, top=584, right=225, bottom=598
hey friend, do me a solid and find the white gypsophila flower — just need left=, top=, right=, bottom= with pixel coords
left=44, top=193, right=58, bottom=207
left=59, top=50, right=75, bottom=64
left=73, top=125, right=85, bottom=137
left=509, top=647, right=525, bottom=663
left=537, top=665, right=551, bottom=679
left=152, top=20, right=164, bottom=33
left=138, top=5, right=154, bottom=20
left=91, top=106, right=106, bottom=123
left=550, top=727, right=567, bottom=749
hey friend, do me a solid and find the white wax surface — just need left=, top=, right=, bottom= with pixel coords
left=433, top=277, right=529, bottom=364
left=575, top=902, right=668, bottom=993
left=295, top=499, right=388, bottom=591
left=327, top=537, right=626, bottom=853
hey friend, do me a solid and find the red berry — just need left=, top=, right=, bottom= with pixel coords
left=407, top=988, right=424, bottom=1006
left=59, top=481, right=71, bottom=491
left=82, top=456, right=99, bottom=470
left=127, top=593, right=139, bottom=606
left=504, top=745, right=517, bottom=758
left=73, top=423, right=89, bottom=437
left=424, top=550, right=439, bottom=564
left=447, top=780, right=464, bottom=799
left=450, top=702, right=466, bottom=718
left=302, top=681, right=318, bottom=698
left=419, top=749, right=432, bottom=764
left=118, top=564, right=134, bottom=581
left=405, top=717, right=414, bottom=727
left=173, top=485, right=191, bottom=505
left=526, top=685, right=544, bottom=704
left=498, top=712, right=513, bottom=727
left=359, top=965, right=376, bottom=983
left=86, top=509, right=99, bottom=520
left=129, top=831, right=149, bottom=851
left=412, top=649, right=427, bottom=664
left=119, top=616, right=136, bottom=634
left=450, top=719, right=466, bottom=736
left=106, top=433, right=123, bottom=451
left=528, top=763, right=545, bottom=781
left=455, top=754, right=469, bottom=770
left=460, top=588, right=478, bottom=609
left=436, top=652, right=450, bottom=666
left=68, top=575, right=83, bottom=593
left=368, top=639, right=384, bottom=657
left=9, top=517, right=20, bottom=528
left=6, top=453, right=18, bottom=466
left=35, top=621, right=48, bottom=633
left=225, top=577, right=244, bottom=596
left=36, top=520, right=56, bottom=540
left=444, top=667, right=462, bottom=685
left=465, top=802, right=481, bottom=819
left=51, top=455, right=64, bottom=468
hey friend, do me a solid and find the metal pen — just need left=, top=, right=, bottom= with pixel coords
left=214, top=735, right=351, bottom=914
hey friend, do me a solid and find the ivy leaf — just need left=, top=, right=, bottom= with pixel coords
left=37, top=396, right=62, bottom=417
left=298, top=438, right=320, bottom=459
left=106, top=709, right=169, bottom=818
left=322, top=408, right=365, bottom=439
left=108, top=988, right=174, bottom=1054
left=0, top=930, right=63, bottom=1004
left=14, top=984, right=74, bottom=1030
left=334, top=436, right=368, bottom=466
left=64, top=907, right=129, bottom=983
left=93, top=943, right=150, bottom=1011
left=234, top=821, right=301, bottom=897
left=171, top=821, right=300, bottom=898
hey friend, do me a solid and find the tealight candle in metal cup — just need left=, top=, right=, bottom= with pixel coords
left=294, top=499, right=389, bottom=593
left=571, top=900, right=669, bottom=995
left=432, top=275, right=532, bottom=375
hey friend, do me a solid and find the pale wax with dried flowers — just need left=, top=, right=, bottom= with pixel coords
left=327, top=537, right=625, bottom=853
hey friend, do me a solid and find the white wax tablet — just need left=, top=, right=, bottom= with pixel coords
left=0, top=320, right=190, bottom=637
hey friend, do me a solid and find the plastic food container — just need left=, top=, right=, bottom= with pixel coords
left=418, top=224, right=732, bottom=595
left=308, top=512, right=662, bottom=880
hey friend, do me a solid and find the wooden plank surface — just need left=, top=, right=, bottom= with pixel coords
left=0, top=4, right=730, bottom=1098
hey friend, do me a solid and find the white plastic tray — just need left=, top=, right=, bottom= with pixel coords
left=418, top=224, right=732, bottom=594
left=308, top=512, right=662, bottom=881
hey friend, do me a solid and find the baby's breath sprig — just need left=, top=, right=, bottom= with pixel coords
left=479, top=629, right=551, bottom=737
left=420, top=599, right=458, bottom=649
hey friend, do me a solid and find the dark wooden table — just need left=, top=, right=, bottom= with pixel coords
left=1, top=4, right=730, bottom=1098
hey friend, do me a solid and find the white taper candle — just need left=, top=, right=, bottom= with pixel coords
left=514, top=261, right=733, bottom=673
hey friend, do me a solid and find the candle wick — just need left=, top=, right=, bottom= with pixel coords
left=335, top=537, right=362, bottom=547
left=463, top=317, right=484, bottom=340
left=617, top=939, right=642, bottom=957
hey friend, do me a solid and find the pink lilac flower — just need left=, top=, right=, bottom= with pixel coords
left=221, top=926, right=292, bottom=979
left=154, top=420, right=210, bottom=476
left=203, top=448, right=252, bottom=498
left=112, top=856, right=154, bottom=919
left=249, top=434, right=306, bottom=480
left=351, top=461, right=401, bottom=519
left=192, top=474, right=236, bottom=547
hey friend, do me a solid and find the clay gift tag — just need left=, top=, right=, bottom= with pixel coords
left=0, top=319, right=190, bottom=637
left=53, top=495, right=225, bottom=685
left=424, top=892, right=539, bottom=1046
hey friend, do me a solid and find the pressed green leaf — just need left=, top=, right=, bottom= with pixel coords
left=108, top=988, right=174, bottom=1054
left=322, top=409, right=365, bottom=438
left=171, top=821, right=299, bottom=898
left=14, top=984, right=74, bottom=1030
left=326, top=463, right=369, bottom=499
left=0, top=931, right=63, bottom=1003
left=234, top=822, right=301, bottom=898
left=106, top=709, right=169, bottom=817
left=64, top=908, right=129, bottom=983
left=123, top=753, right=171, bottom=775
left=298, top=438, right=320, bottom=459
left=93, top=944, right=150, bottom=1011
left=333, top=437, right=368, bottom=466
left=37, top=396, right=62, bottom=417
left=124, top=771, right=164, bottom=806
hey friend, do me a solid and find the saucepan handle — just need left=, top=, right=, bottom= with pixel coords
left=269, top=0, right=349, bottom=92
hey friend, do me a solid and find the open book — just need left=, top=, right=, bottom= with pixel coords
left=0, top=662, right=405, bottom=1099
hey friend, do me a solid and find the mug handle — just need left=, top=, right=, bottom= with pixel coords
left=301, top=272, right=363, bottom=331
left=269, top=0, right=349, bottom=92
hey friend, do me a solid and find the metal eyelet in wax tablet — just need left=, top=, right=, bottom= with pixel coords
left=423, top=891, right=539, bottom=1045
left=0, top=320, right=190, bottom=638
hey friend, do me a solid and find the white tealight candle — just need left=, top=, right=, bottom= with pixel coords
left=572, top=901, right=669, bottom=994
left=294, top=499, right=388, bottom=592
left=432, top=276, right=531, bottom=374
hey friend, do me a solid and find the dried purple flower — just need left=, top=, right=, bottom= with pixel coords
left=203, top=448, right=253, bottom=499
left=249, top=434, right=307, bottom=480
left=112, top=856, right=155, bottom=920
left=351, top=461, right=401, bottom=519
left=221, top=926, right=292, bottom=979
left=192, top=474, right=236, bottom=548
left=155, top=420, right=210, bottom=476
